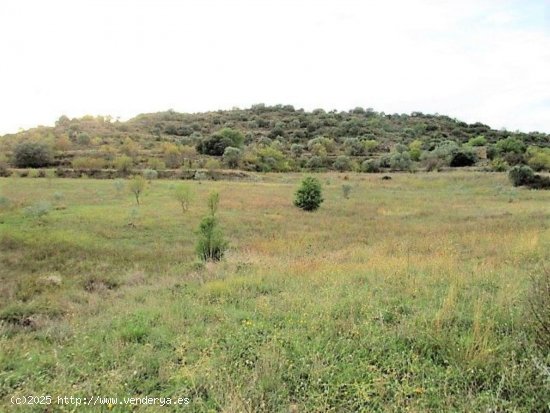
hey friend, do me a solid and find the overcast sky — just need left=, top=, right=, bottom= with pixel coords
left=1, top=0, right=549, bottom=134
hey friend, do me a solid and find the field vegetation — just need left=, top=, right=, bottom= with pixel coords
left=0, top=172, right=549, bottom=411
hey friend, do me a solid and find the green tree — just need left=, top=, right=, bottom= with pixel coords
left=13, top=142, right=53, bottom=168
left=294, top=177, right=323, bottom=211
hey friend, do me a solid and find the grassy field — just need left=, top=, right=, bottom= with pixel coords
left=0, top=172, right=549, bottom=412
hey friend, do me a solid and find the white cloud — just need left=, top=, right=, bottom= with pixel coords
left=0, top=0, right=549, bottom=133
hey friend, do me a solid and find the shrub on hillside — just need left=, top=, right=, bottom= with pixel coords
left=526, top=146, right=550, bottom=171
left=72, top=157, right=106, bottom=170
left=114, top=156, right=133, bottom=173
left=508, top=165, right=534, bottom=186
left=306, top=156, right=325, bottom=170
left=13, top=142, right=53, bottom=168
left=467, top=135, right=487, bottom=147
left=147, top=158, right=166, bottom=171
left=491, top=157, right=509, bottom=172
left=197, top=128, right=244, bottom=156
left=389, top=151, right=412, bottom=171
left=290, top=143, right=304, bottom=157
left=252, top=146, right=289, bottom=172
left=222, top=146, right=241, bottom=168
left=495, top=137, right=526, bottom=154
left=294, top=177, right=323, bottom=211
left=142, top=169, right=158, bottom=180
left=361, top=159, right=380, bottom=173
left=334, top=155, right=353, bottom=172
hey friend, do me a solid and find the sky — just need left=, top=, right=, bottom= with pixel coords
left=0, top=0, right=549, bottom=134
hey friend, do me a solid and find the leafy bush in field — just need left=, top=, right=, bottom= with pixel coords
left=491, top=157, right=509, bottom=172
left=13, top=142, right=53, bottom=168
left=196, top=192, right=227, bottom=261
left=294, top=177, right=323, bottom=211
left=222, top=147, right=241, bottom=168
left=196, top=215, right=228, bottom=261
left=174, top=184, right=192, bottom=213
left=142, top=169, right=158, bottom=180
left=129, top=175, right=146, bottom=205
left=24, top=201, right=51, bottom=220
left=361, top=159, right=379, bottom=173
left=508, top=165, right=534, bottom=186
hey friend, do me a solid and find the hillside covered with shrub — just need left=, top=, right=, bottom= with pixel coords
left=0, top=104, right=549, bottom=176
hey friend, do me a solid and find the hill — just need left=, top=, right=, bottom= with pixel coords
left=0, top=104, right=549, bottom=175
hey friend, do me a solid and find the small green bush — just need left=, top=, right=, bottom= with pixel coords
left=361, top=159, right=380, bottom=173
left=508, top=165, right=534, bottom=187
left=114, top=156, right=133, bottom=173
left=196, top=191, right=227, bottom=262
left=196, top=215, right=228, bottom=261
left=334, top=155, right=352, bottom=172
left=491, top=158, right=509, bottom=172
left=223, top=146, right=242, bottom=168
left=294, top=177, right=323, bottom=211
left=389, top=151, right=412, bottom=171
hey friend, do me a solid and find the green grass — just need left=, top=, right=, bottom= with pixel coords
left=0, top=172, right=549, bottom=412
